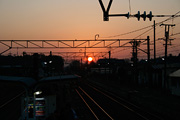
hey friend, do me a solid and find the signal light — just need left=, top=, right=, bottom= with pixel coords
left=134, top=11, right=152, bottom=21
left=141, top=11, right=146, bottom=21
left=134, top=11, right=140, bottom=21
left=147, top=11, right=153, bottom=21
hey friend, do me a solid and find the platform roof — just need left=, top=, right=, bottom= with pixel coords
left=0, top=75, right=36, bottom=87
left=0, top=74, right=80, bottom=88
left=39, top=74, right=80, bottom=82
left=169, top=69, right=180, bottom=78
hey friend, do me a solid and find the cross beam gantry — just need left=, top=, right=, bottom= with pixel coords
left=0, top=39, right=148, bottom=55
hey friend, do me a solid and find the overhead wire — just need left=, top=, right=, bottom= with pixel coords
left=134, top=11, right=180, bottom=59
left=133, top=27, right=153, bottom=39
left=101, top=25, right=152, bottom=38
left=100, top=11, right=180, bottom=39
left=156, top=41, right=180, bottom=56
left=101, top=11, right=180, bottom=59
left=171, top=32, right=180, bottom=36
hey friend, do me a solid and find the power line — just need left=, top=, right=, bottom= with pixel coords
left=171, top=32, right=180, bottom=36
left=101, top=25, right=152, bottom=38
left=112, top=48, right=130, bottom=54
left=133, top=27, right=153, bottom=39
left=100, top=11, right=180, bottom=39
left=102, top=11, right=180, bottom=60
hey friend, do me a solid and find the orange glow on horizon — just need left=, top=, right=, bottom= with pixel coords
left=88, top=57, right=93, bottom=62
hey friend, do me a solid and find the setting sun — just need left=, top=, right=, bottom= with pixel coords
left=88, top=57, right=93, bottom=62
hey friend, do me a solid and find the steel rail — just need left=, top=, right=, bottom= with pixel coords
left=0, top=91, right=25, bottom=109
left=79, top=86, right=114, bottom=120
left=75, top=89, right=99, bottom=120
left=87, top=83, right=163, bottom=120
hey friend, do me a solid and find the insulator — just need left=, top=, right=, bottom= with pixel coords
left=147, top=11, right=153, bottom=21
left=141, top=11, right=146, bottom=21
left=134, top=11, right=140, bottom=21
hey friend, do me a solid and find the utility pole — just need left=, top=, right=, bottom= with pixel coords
left=154, top=20, right=156, bottom=61
left=147, top=36, right=150, bottom=63
left=108, top=50, right=111, bottom=74
left=160, top=24, right=175, bottom=89
left=147, top=36, right=152, bottom=87
left=134, top=40, right=138, bottom=85
left=108, top=51, right=111, bottom=60
left=108, top=50, right=111, bottom=67
left=131, top=40, right=139, bottom=85
left=84, top=47, right=87, bottom=64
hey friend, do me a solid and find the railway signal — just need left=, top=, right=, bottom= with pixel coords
left=134, top=11, right=153, bottom=21
left=98, top=0, right=179, bottom=21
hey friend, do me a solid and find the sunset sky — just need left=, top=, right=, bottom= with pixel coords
left=0, top=0, right=180, bottom=60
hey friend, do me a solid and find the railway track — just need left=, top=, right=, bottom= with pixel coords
left=0, top=79, right=165, bottom=120
left=0, top=86, right=24, bottom=120
left=0, top=91, right=24, bottom=109
left=75, top=82, right=164, bottom=120
left=76, top=87, right=113, bottom=120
